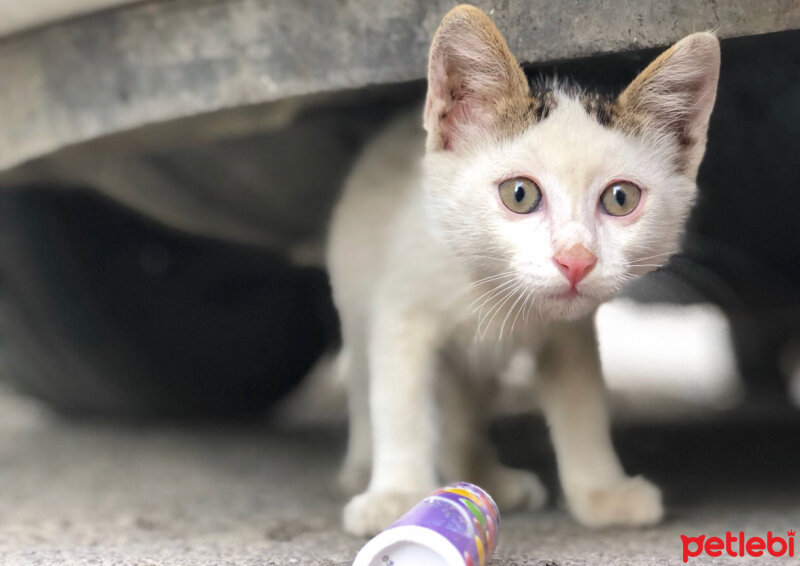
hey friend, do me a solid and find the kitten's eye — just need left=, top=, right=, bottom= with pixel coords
left=499, top=177, right=542, bottom=214
left=600, top=181, right=642, bottom=216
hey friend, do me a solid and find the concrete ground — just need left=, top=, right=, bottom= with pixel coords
left=2, top=386, right=800, bottom=566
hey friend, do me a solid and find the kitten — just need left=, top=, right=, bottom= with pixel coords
left=327, top=4, right=720, bottom=536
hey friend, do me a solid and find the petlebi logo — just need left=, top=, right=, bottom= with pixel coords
left=681, top=530, right=795, bottom=562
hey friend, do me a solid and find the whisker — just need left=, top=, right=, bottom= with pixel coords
left=468, top=271, right=518, bottom=288
left=513, top=292, right=530, bottom=334
left=470, top=276, right=519, bottom=313
left=477, top=284, right=514, bottom=337
left=625, top=263, right=665, bottom=268
left=468, top=254, right=511, bottom=263
left=502, top=288, right=528, bottom=339
left=523, top=291, right=535, bottom=323
left=630, top=251, right=674, bottom=263
left=484, top=282, right=522, bottom=342
left=464, top=273, right=516, bottom=306
left=442, top=271, right=517, bottom=312
left=479, top=282, right=520, bottom=339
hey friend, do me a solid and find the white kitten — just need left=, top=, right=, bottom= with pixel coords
left=327, top=5, right=720, bottom=536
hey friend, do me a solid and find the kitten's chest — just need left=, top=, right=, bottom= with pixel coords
left=443, top=316, right=546, bottom=379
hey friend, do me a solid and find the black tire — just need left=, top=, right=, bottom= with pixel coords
left=0, top=186, right=336, bottom=418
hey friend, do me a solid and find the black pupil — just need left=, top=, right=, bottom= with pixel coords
left=514, top=184, right=526, bottom=203
left=613, top=186, right=626, bottom=207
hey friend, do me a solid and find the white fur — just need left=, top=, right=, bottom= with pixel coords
left=424, top=94, right=695, bottom=324
left=327, top=24, right=718, bottom=536
left=328, top=101, right=671, bottom=536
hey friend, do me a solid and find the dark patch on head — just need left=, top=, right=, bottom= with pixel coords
left=527, top=81, right=558, bottom=124
left=578, top=89, right=619, bottom=127
left=596, top=101, right=619, bottom=127
left=540, top=89, right=557, bottom=120
left=526, top=76, right=621, bottom=129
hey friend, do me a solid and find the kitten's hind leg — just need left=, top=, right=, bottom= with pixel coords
left=336, top=332, right=372, bottom=495
left=539, top=319, right=663, bottom=527
left=438, top=367, right=547, bottom=512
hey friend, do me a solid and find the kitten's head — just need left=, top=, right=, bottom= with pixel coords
left=422, top=5, right=720, bottom=322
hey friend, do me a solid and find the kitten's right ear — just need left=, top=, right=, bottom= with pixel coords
left=617, top=32, right=721, bottom=178
left=424, top=5, right=530, bottom=152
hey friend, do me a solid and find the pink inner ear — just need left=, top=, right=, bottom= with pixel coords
left=440, top=97, right=474, bottom=150
left=426, top=30, right=520, bottom=151
left=428, top=58, right=473, bottom=150
left=436, top=72, right=495, bottom=151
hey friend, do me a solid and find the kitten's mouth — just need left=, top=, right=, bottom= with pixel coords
left=552, top=287, right=581, bottom=300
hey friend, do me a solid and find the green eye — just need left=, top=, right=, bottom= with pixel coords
left=499, top=177, right=542, bottom=214
left=600, top=181, right=642, bottom=216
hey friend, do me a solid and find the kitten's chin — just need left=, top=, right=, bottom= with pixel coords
left=539, top=291, right=604, bottom=321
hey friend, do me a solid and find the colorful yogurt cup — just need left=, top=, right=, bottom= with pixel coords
left=352, top=482, right=500, bottom=566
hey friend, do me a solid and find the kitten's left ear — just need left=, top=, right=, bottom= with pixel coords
left=617, top=32, right=721, bottom=178
left=424, top=5, right=530, bottom=152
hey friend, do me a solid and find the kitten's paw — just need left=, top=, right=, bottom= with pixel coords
left=343, top=490, right=428, bottom=537
left=335, top=461, right=370, bottom=496
left=568, top=475, right=663, bottom=528
left=482, top=466, right=548, bottom=512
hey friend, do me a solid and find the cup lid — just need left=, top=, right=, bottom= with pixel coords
left=352, top=525, right=465, bottom=566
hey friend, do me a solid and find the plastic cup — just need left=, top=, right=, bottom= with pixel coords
left=352, top=482, right=500, bottom=566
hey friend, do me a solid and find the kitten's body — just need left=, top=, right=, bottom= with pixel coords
left=328, top=5, right=719, bottom=536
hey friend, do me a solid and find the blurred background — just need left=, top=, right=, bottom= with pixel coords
left=0, top=1, right=798, bottom=565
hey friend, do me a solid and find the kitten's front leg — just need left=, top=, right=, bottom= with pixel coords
left=539, top=319, right=663, bottom=527
left=438, top=368, right=547, bottom=512
left=342, top=304, right=441, bottom=537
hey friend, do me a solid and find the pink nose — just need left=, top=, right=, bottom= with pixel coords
left=553, top=244, right=597, bottom=287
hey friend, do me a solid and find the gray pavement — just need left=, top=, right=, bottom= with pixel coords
left=1, top=386, right=799, bottom=565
